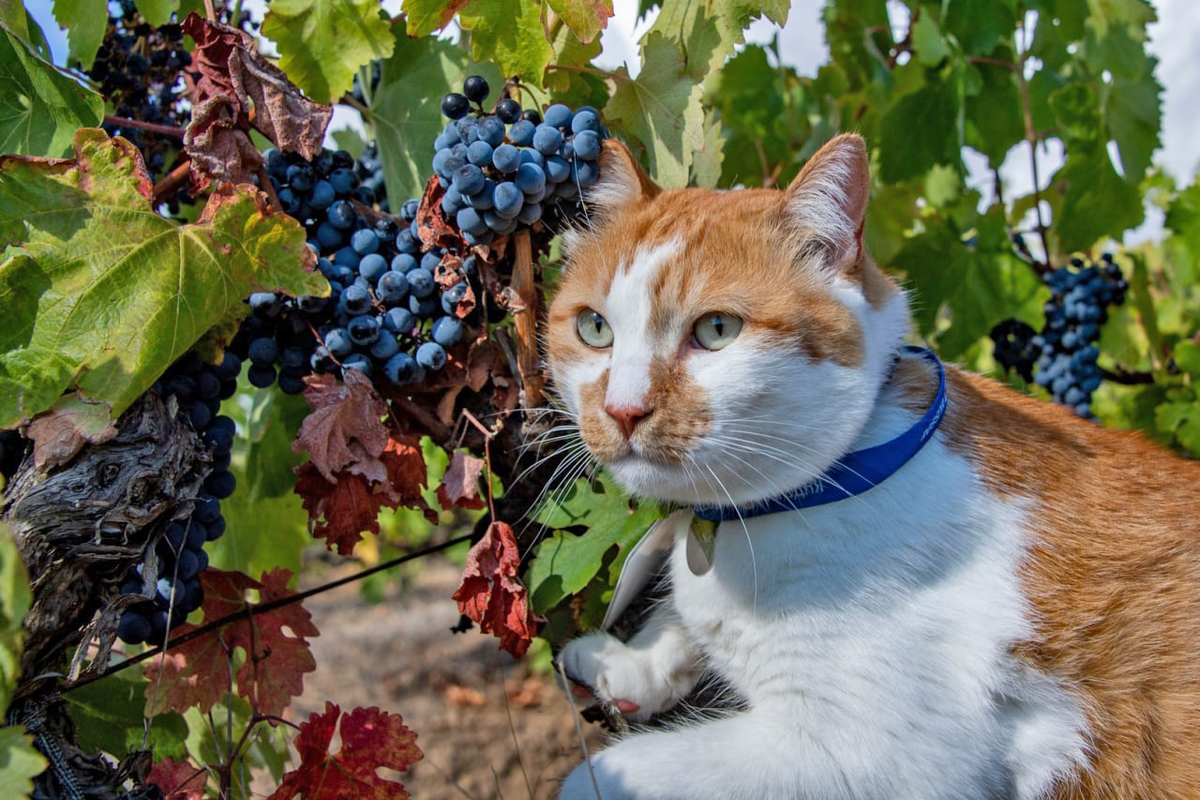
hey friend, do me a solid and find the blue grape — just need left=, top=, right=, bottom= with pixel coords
left=515, top=163, right=546, bottom=195
left=492, top=143, right=520, bottom=173
left=342, top=353, right=372, bottom=376
left=409, top=294, right=439, bottom=318
left=441, top=282, right=469, bottom=315
left=382, top=307, right=417, bottom=334
left=370, top=330, right=400, bottom=360
left=467, top=141, right=494, bottom=167
left=492, top=182, right=523, bottom=218
left=431, top=315, right=464, bottom=346
left=384, top=352, right=420, bottom=385
left=571, top=109, right=600, bottom=134
left=310, top=180, right=335, bottom=209
left=544, top=103, right=573, bottom=129
left=508, top=119, right=536, bottom=147
left=351, top=228, right=380, bottom=254
left=533, top=125, right=564, bottom=155
left=248, top=337, right=278, bottom=365
left=457, top=206, right=489, bottom=237
left=324, top=327, right=353, bottom=357
left=416, top=341, right=447, bottom=370
left=348, top=314, right=381, bottom=345
left=406, top=268, right=435, bottom=298
left=358, top=253, right=389, bottom=282
left=341, top=284, right=372, bottom=314
left=573, top=129, right=601, bottom=160
left=377, top=271, right=409, bottom=304
left=453, top=164, right=486, bottom=196
left=477, top=116, right=506, bottom=147
left=391, top=253, right=417, bottom=273
left=545, top=155, right=571, bottom=183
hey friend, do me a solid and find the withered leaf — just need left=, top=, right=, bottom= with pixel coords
left=293, top=370, right=389, bottom=484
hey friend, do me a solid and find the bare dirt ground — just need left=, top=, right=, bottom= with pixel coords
left=290, top=556, right=604, bottom=800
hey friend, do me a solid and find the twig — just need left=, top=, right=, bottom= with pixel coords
left=152, top=161, right=192, bottom=204
left=511, top=231, right=544, bottom=408
left=1100, top=367, right=1154, bottom=385
left=64, top=534, right=473, bottom=691
left=257, top=166, right=284, bottom=214
left=104, top=115, right=186, bottom=139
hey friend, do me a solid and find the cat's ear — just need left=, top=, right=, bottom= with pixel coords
left=590, top=139, right=660, bottom=211
left=783, top=133, right=870, bottom=272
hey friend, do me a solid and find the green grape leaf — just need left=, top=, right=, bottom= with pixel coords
left=0, top=726, right=46, bottom=796
left=261, top=0, right=396, bottom=106
left=544, top=25, right=604, bottom=107
left=372, top=34, right=503, bottom=205
left=892, top=212, right=1045, bottom=360
left=910, top=11, right=950, bottom=66
left=459, top=0, right=554, bottom=87
left=0, top=129, right=326, bottom=430
left=605, top=31, right=705, bottom=188
left=52, top=0, right=106, bottom=69
left=64, top=672, right=189, bottom=760
left=943, top=0, right=1018, bottom=56
left=879, top=71, right=958, bottom=183
left=0, top=523, right=31, bottom=715
left=1165, top=181, right=1200, bottom=266
left=1173, top=340, right=1200, bottom=378
left=1105, top=69, right=1161, bottom=184
left=547, top=0, right=614, bottom=44
left=402, top=0, right=469, bottom=38
left=135, top=0, right=178, bottom=26
left=1049, top=81, right=1102, bottom=147
left=648, top=0, right=789, bottom=83
left=964, top=58, right=1024, bottom=165
left=690, top=108, right=724, bottom=189
left=1156, top=399, right=1200, bottom=457
left=0, top=24, right=104, bottom=157
left=525, top=474, right=663, bottom=615
left=1053, top=145, right=1143, bottom=253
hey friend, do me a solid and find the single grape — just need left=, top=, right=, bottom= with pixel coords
left=495, top=98, right=522, bottom=124
left=358, top=253, right=389, bottom=282
left=492, top=182, right=524, bottom=218
left=384, top=352, right=420, bottom=384
left=477, top=116, right=506, bottom=147
left=416, top=341, right=448, bottom=370
left=467, top=140, right=494, bottom=167
left=351, top=228, right=380, bottom=255
left=406, top=268, right=435, bottom=299
left=431, top=315, right=465, bottom=346
left=463, top=75, right=490, bottom=103
left=533, top=125, right=564, bottom=155
left=442, top=92, right=470, bottom=119
left=383, top=307, right=417, bottom=335
left=342, top=353, right=372, bottom=376
left=544, top=103, right=573, bottom=129
left=348, top=314, right=381, bottom=345
left=492, top=143, right=520, bottom=173
left=515, top=162, right=546, bottom=195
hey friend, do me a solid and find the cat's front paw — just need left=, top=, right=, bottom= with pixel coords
left=559, top=632, right=690, bottom=722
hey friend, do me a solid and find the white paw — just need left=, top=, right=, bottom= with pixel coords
left=559, top=632, right=690, bottom=722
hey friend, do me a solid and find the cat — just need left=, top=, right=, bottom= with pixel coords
left=543, top=133, right=1200, bottom=799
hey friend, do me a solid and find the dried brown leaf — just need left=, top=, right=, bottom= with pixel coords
left=293, top=371, right=388, bottom=483
left=26, top=394, right=117, bottom=471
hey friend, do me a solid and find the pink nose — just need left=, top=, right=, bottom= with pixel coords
left=605, top=404, right=652, bottom=440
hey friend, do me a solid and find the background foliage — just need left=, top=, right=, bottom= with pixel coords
left=0, top=0, right=1196, bottom=795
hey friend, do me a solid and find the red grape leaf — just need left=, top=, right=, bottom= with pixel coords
left=437, top=451, right=487, bottom=511
left=452, top=521, right=538, bottom=658
left=180, top=13, right=331, bottom=190
left=294, top=435, right=435, bottom=555
left=144, top=569, right=317, bottom=717
left=147, top=757, right=207, bottom=800
left=26, top=393, right=117, bottom=470
left=269, top=702, right=421, bottom=800
left=415, top=175, right=459, bottom=251
left=293, top=371, right=389, bottom=484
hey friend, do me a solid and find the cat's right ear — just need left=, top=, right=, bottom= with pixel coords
left=589, top=139, right=660, bottom=212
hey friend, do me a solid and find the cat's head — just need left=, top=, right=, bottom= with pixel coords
left=544, top=134, right=910, bottom=507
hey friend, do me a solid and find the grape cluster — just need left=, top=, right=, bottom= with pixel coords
left=116, top=351, right=242, bottom=645
left=88, top=3, right=191, bottom=176
left=993, top=254, right=1127, bottom=418
left=239, top=147, right=478, bottom=389
left=434, top=76, right=608, bottom=245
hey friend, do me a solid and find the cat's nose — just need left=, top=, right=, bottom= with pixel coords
left=605, top=404, right=653, bottom=439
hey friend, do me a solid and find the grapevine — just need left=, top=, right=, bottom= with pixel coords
left=0, top=0, right=1195, bottom=797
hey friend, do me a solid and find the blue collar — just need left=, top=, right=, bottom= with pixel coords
left=693, top=346, right=948, bottom=522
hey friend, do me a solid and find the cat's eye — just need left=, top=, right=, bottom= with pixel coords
left=576, top=309, right=614, bottom=348
left=692, top=312, right=742, bottom=350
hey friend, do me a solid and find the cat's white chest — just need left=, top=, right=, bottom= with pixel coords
left=665, top=438, right=1091, bottom=798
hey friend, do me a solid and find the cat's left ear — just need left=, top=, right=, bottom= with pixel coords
left=783, top=133, right=870, bottom=272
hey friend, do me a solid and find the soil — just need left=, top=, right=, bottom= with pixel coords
left=289, top=556, right=605, bottom=800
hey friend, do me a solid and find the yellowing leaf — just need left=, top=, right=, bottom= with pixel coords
left=403, top=0, right=471, bottom=37
left=261, top=0, right=396, bottom=105
left=0, top=129, right=327, bottom=429
left=548, top=0, right=614, bottom=44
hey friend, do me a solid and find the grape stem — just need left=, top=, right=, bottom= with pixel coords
left=1100, top=367, right=1154, bottom=385
left=103, top=115, right=186, bottom=139
left=62, top=533, right=474, bottom=692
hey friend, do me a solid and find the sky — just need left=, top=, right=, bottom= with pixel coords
left=25, top=0, right=1200, bottom=233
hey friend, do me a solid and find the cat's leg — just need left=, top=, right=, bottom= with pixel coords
left=558, top=708, right=828, bottom=800
left=559, top=606, right=701, bottom=722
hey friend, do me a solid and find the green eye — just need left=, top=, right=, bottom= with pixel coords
left=693, top=312, right=743, bottom=351
left=576, top=309, right=614, bottom=348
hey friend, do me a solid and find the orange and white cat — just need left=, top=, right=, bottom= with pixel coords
left=545, top=134, right=1200, bottom=799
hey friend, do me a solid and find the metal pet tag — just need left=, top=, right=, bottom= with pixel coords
left=686, top=516, right=718, bottom=576
left=602, top=509, right=688, bottom=630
